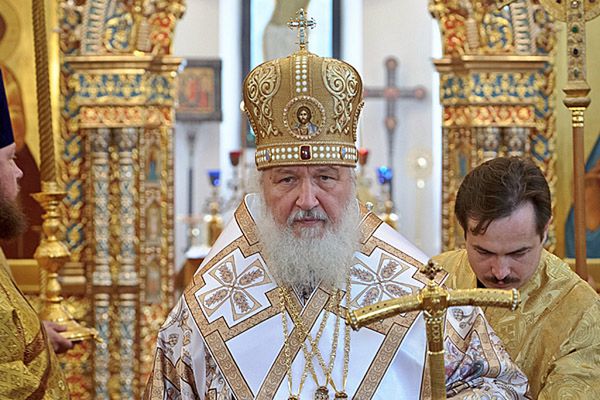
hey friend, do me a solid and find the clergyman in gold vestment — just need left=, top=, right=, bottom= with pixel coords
left=0, top=70, right=69, bottom=399
left=434, top=157, right=600, bottom=399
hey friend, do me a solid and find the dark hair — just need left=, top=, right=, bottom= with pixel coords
left=455, top=157, right=551, bottom=239
left=297, top=106, right=311, bottom=119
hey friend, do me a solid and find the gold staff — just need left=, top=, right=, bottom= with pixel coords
left=347, top=261, right=519, bottom=400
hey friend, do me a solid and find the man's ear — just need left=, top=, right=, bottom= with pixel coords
left=542, top=217, right=552, bottom=244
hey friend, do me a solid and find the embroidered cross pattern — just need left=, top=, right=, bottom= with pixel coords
left=198, top=255, right=271, bottom=322
left=350, top=252, right=420, bottom=308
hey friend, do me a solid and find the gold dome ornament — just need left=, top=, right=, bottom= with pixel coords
left=243, top=8, right=364, bottom=170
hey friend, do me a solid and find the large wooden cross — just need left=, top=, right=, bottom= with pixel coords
left=347, top=260, right=520, bottom=400
left=497, top=0, right=600, bottom=280
left=363, top=57, right=427, bottom=202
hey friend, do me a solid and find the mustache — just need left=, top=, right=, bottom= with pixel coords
left=484, top=275, right=520, bottom=285
left=287, top=209, right=329, bottom=225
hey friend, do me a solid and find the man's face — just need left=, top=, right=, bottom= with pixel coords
left=0, top=143, right=26, bottom=240
left=261, top=165, right=354, bottom=237
left=465, top=201, right=547, bottom=289
left=0, top=143, right=23, bottom=201
left=298, top=109, right=310, bottom=124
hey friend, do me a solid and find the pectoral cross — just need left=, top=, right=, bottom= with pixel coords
left=496, top=0, right=600, bottom=281
left=346, top=260, right=520, bottom=400
left=287, top=8, right=316, bottom=51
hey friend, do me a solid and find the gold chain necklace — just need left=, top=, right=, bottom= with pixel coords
left=281, top=287, right=341, bottom=395
left=279, top=271, right=352, bottom=399
left=279, top=287, right=329, bottom=397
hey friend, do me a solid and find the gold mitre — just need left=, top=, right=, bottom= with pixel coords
left=243, top=10, right=364, bottom=170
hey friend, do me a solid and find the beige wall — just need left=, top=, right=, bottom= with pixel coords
left=554, top=17, right=600, bottom=257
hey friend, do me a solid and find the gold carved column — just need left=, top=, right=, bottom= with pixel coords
left=54, top=1, right=184, bottom=398
left=430, top=0, right=557, bottom=250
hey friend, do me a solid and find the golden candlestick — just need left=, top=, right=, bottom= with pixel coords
left=33, top=181, right=97, bottom=342
left=347, top=260, right=520, bottom=399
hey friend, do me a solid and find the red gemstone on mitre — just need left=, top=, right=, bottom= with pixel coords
left=300, top=145, right=311, bottom=160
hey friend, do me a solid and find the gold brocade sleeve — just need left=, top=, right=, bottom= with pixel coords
left=0, top=308, right=47, bottom=399
left=537, top=300, right=600, bottom=399
left=0, top=360, right=49, bottom=399
left=0, top=251, right=69, bottom=400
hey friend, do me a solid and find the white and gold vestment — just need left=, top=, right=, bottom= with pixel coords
left=145, top=195, right=529, bottom=399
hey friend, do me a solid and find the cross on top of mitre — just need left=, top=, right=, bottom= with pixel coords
left=287, top=8, right=316, bottom=51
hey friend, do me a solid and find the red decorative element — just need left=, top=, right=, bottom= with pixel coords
left=300, top=145, right=311, bottom=160
left=358, top=148, right=369, bottom=166
left=229, top=150, right=242, bottom=166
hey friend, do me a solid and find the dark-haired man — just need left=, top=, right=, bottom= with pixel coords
left=434, top=156, right=600, bottom=398
left=0, top=70, right=71, bottom=397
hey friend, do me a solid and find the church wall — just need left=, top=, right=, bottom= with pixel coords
left=554, top=17, right=600, bottom=257
left=361, top=0, right=441, bottom=256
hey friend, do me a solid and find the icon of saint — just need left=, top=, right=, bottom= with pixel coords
left=293, top=105, right=318, bottom=137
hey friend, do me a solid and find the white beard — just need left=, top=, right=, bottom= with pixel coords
left=254, top=193, right=361, bottom=289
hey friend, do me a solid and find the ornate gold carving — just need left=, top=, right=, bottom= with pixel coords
left=91, top=128, right=112, bottom=287
left=80, top=0, right=108, bottom=54
left=432, top=1, right=557, bottom=251
left=79, top=106, right=171, bottom=128
left=571, top=107, right=585, bottom=127
left=442, top=105, right=535, bottom=127
left=244, top=60, right=281, bottom=139
left=145, top=0, right=186, bottom=54
left=94, top=294, right=110, bottom=399
left=118, top=293, right=138, bottom=398
left=53, top=0, right=183, bottom=396
left=323, top=59, right=360, bottom=136
left=482, top=6, right=514, bottom=53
